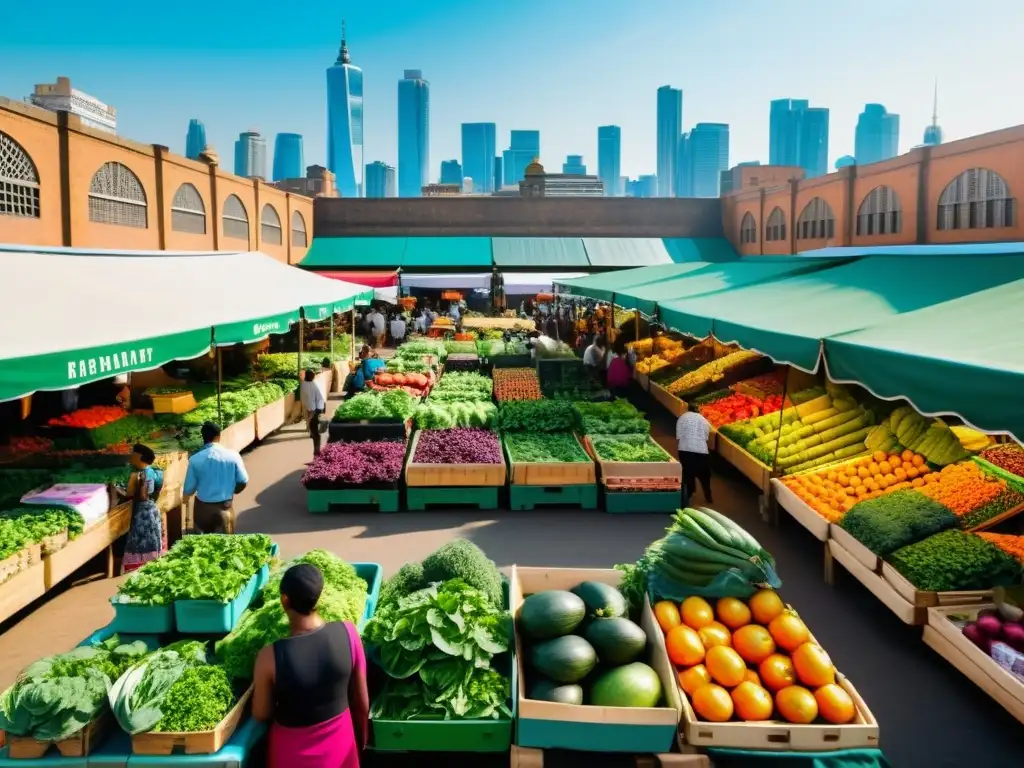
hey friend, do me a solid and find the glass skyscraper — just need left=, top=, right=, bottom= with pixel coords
left=597, top=125, right=621, bottom=196
left=440, top=160, right=462, bottom=185
left=460, top=123, right=496, bottom=193
left=562, top=155, right=586, bottom=175
left=769, top=99, right=829, bottom=178
left=923, top=82, right=943, bottom=146
left=676, top=133, right=691, bottom=197
left=234, top=130, right=266, bottom=179
left=398, top=70, right=430, bottom=197
left=185, top=119, right=206, bottom=160
left=656, top=86, right=682, bottom=197
left=854, top=104, right=899, bottom=165
left=502, top=130, right=540, bottom=186
left=326, top=22, right=364, bottom=197
left=272, top=133, right=304, bottom=181
left=365, top=161, right=396, bottom=198
left=493, top=157, right=503, bottom=191
left=688, top=123, right=730, bottom=198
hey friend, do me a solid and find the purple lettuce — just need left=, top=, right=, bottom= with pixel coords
left=301, top=440, right=406, bottom=488
left=412, top=428, right=502, bottom=465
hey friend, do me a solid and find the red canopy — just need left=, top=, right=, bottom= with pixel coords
left=318, top=270, right=399, bottom=288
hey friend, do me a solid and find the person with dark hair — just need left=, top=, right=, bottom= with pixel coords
left=300, top=369, right=327, bottom=457
left=607, top=338, right=632, bottom=399
left=253, top=564, right=369, bottom=768
left=121, top=443, right=166, bottom=573
left=583, top=334, right=608, bottom=370
left=350, top=345, right=385, bottom=393
left=321, top=358, right=332, bottom=372
left=183, top=421, right=248, bottom=534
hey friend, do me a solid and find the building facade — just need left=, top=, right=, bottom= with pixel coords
left=923, top=83, right=944, bottom=147
left=518, top=160, right=604, bottom=197
left=502, top=130, right=540, bottom=186
left=676, top=133, right=692, bottom=197
left=398, top=70, right=430, bottom=198
left=855, top=104, right=899, bottom=166
left=273, top=133, right=304, bottom=182
left=440, top=159, right=462, bottom=185
left=422, top=183, right=462, bottom=197
left=0, top=98, right=312, bottom=264
left=627, top=175, right=659, bottom=199
left=326, top=23, right=364, bottom=198
left=562, top=155, right=586, bottom=175
left=493, top=156, right=503, bottom=193
left=271, top=165, right=336, bottom=198
left=769, top=99, right=829, bottom=178
left=234, top=130, right=267, bottom=179
left=185, top=119, right=206, bottom=161
left=28, top=77, right=116, bottom=134
left=460, top=123, right=496, bottom=194
left=597, top=125, right=621, bottom=197
left=688, top=123, right=730, bottom=198
left=365, top=161, right=396, bottom=198
left=656, top=85, right=682, bottom=197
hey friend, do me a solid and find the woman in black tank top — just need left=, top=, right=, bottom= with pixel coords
left=252, top=564, right=369, bottom=768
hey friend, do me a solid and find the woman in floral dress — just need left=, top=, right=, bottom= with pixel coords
left=121, top=444, right=166, bottom=573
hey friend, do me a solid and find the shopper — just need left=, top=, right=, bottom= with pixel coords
left=367, top=307, right=386, bottom=347
left=676, top=409, right=714, bottom=503
left=583, top=334, right=608, bottom=370
left=253, top=563, right=369, bottom=768
left=183, top=421, right=249, bottom=534
left=300, top=369, right=327, bottom=457
left=121, top=443, right=167, bottom=573
left=350, top=345, right=386, bottom=393
left=389, top=313, right=407, bottom=345
left=606, top=339, right=632, bottom=398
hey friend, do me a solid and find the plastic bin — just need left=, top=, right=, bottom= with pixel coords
left=173, top=573, right=260, bottom=634
left=109, top=602, right=175, bottom=635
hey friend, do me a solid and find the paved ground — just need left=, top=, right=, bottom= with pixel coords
left=2, top=392, right=1023, bottom=767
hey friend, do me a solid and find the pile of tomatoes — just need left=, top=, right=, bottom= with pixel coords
left=492, top=368, right=541, bottom=402
left=655, top=590, right=856, bottom=725
left=47, top=406, right=127, bottom=430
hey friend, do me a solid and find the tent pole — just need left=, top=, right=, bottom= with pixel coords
left=329, top=312, right=335, bottom=361
left=350, top=309, right=356, bottom=359
left=216, top=348, right=223, bottom=425
left=298, top=317, right=305, bottom=380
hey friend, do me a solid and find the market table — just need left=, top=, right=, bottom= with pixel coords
left=705, top=748, right=891, bottom=768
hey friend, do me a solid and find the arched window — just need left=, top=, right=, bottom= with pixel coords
left=739, top=213, right=757, bottom=244
left=764, top=207, right=787, bottom=242
left=291, top=211, right=307, bottom=247
left=0, top=132, right=40, bottom=218
left=937, top=168, right=1015, bottom=231
left=222, top=195, right=249, bottom=243
left=261, top=203, right=282, bottom=245
left=170, top=182, right=206, bottom=235
left=88, top=162, right=147, bottom=228
left=857, top=186, right=902, bottom=236
left=796, top=197, right=835, bottom=240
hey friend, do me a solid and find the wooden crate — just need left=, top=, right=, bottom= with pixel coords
left=649, top=382, right=688, bottom=418
left=131, top=686, right=251, bottom=755
left=924, top=604, right=1024, bottom=725
left=254, top=396, right=287, bottom=440
left=828, top=524, right=881, bottom=573
left=505, top=434, right=596, bottom=486
left=770, top=478, right=830, bottom=542
left=584, top=436, right=682, bottom=482
left=150, top=391, right=197, bottom=414
left=404, top=430, right=506, bottom=487
left=0, top=558, right=46, bottom=625
left=220, top=415, right=256, bottom=453
left=715, top=434, right=771, bottom=494
left=44, top=502, right=131, bottom=589
left=6, top=710, right=110, bottom=758
left=828, top=539, right=924, bottom=625
left=880, top=563, right=991, bottom=609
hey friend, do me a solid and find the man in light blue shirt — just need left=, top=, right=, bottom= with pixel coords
left=184, top=421, right=249, bottom=533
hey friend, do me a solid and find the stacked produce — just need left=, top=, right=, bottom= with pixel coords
left=664, top=350, right=764, bottom=398
left=46, top=406, right=158, bottom=450
left=573, top=400, right=650, bottom=435
left=634, top=338, right=688, bottom=374
left=493, top=368, right=541, bottom=401
left=370, top=370, right=432, bottom=397
left=427, top=372, right=493, bottom=403
left=385, top=357, right=430, bottom=374
left=412, top=428, right=502, bottom=465
left=887, top=530, right=1023, bottom=592
left=366, top=541, right=512, bottom=721
left=396, top=339, right=447, bottom=362
left=256, top=352, right=344, bottom=379
left=519, top=581, right=663, bottom=708
left=475, top=339, right=506, bottom=359
left=301, top=441, right=405, bottom=488
left=658, top=591, right=856, bottom=725
left=444, top=340, right=478, bottom=355
left=498, top=400, right=575, bottom=433
left=958, top=604, right=1024, bottom=679
left=216, top=550, right=369, bottom=679
left=0, top=506, right=85, bottom=556
left=734, top=371, right=787, bottom=399
left=505, top=433, right=591, bottom=464
left=332, top=389, right=417, bottom=423
left=916, top=462, right=1024, bottom=528
left=538, top=358, right=607, bottom=400
left=47, top=406, right=127, bottom=430
left=862, top=407, right=971, bottom=467
left=698, top=392, right=784, bottom=429
left=976, top=443, right=1024, bottom=482
left=977, top=533, right=1024, bottom=564
left=839, top=491, right=957, bottom=557
left=533, top=337, right=577, bottom=360
left=590, top=435, right=673, bottom=463
left=413, top=400, right=497, bottom=429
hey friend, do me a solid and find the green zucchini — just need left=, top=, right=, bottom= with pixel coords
left=672, top=515, right=751, bottom=560
left=679, top=508, right=747, bottom=553
left=652, top=558, right=716, bottom=586
left=696, top=506, right=763, bottom=556
left=658, top=532, right=752, bottom=570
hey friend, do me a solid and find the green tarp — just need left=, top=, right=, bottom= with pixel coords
left=581, top=238, right=675, bottom=267
left=300, top=236, right=407, bottom=268
left=401, top=236, right=492, bottom=267
left=825, top=279, right=1024, bottom=440
left=665, top=237, right=738, bottom=263
left=659, top=254, right=1024, bottom=371
left=555, top=262, right=713, bottom=303
left=492, top=237, right=590, bottom=267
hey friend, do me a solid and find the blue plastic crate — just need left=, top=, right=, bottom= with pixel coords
left=109, top=602, right=174, bottom=634
left=355, top=562, right=383, bottom=625
left=173, top=572, right=260, bottom=634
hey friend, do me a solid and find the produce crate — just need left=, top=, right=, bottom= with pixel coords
left=584, top=435, right=682, bottom=482
left=110, top=601, right=175, bottom=634
left=512, top=566, right=682, bottom=754
left=356, top=562, right=384, bottom=624
left=307, top=488, right=401, bottom=513
left=130, top=686, right=252, bottom=755
left=44, top=502, right=132, bottom=589
left=328, top=419, right=410, bottom=444
left=406, top=486, right=500, bottom=511
left=253, top=396, right=287, bottom=440
left=828, top=539, right=924, bottom=625
left=771, top=477, right=830, bottom=542
left=650, top=382, right=688, bottom=418
left=678, top=673, right=879, bottom=751
left=828, top=525, right=881, bottom=573
left=604, top=489, right=682, bottom=515
left=880, top=563, right=991, bottom=610
left=173, top=571, right=261, bottom=634
left=714, top=434, right=771, bottom=494
left=491, top=353, right=532, bottom=368
left=509, top=484, right=598, bottom=511
left=404, top=431, right=507, bottom=487
left=219, top=415, right=256, bottom=454
left=5, top=710, right=111, bottom=759
left=505, top=435, right=596, bottom=486
left=150, top=391, right=197, bottom=415
left=924, top=604, right=1024, bottom=725
left=0, top=556, right=46, bottom=625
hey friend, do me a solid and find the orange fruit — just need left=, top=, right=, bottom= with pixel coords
left=872, top=450, right=886, bottom=462
left=715, top=597, right=751, bottom=630
left=815, top=683, right=856, bottom=724
left=699, top=621, right=733, bottom=649
left=677, top=664, right=712, bottom=696
left=731, top=681, right=774, bottom=721
left=744, top=669, right=761, bottom=685
left=768, top=611, right=810, bottom=652
left=748, top=589, right=785, bottom=625
left=792, top=642, right=836, bottom=688
left=681, top=596, right=715, bottom=630
left=654, top=601, right=682, bottom=634
left=666, top=625, right=706, bottom=667
left=759, top=653, right=797, bottom=691
left=705, top=646, right=747, bottom=688
left=776, top=685, right=819, bottom=724
left=733, top=624, right=776, bottom=665
left=691, top=683, right=734, bottom=722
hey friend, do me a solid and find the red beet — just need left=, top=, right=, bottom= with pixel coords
left=1001, top=622, right=1024, bottom=652
left=963, top=622, right=993, bottom=652
left=976, top=613, right=1004, bottom=637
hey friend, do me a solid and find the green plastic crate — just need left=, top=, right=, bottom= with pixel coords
left=173, top=571, right=260, bottom=634
left=307, top=488, right=401, bottom=513
left=508, top=484, right=598, bottom=510
left=406, top=486, right=500, bottom=511
left=604, top=489, right=682, bottom=514
left=109, top=602, right=174, bottom=634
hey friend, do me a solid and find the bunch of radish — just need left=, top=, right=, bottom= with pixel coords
left=962, top=608, right=1024, bottom=653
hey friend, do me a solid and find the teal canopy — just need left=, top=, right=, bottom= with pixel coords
left=824, top=279, right=1024, bottom=440
left=555, top=262, right=713, bottom=303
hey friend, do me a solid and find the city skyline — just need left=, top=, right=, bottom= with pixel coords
left=4, top=0, right=1022, bottom=182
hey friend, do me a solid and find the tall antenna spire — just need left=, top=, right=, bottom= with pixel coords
left=337, top=19, right=352, bottom=65
left=931, top=78, right=939, bottom=126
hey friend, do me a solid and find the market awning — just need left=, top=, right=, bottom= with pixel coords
left=299, top=237, right=407, bottom=269
left=824, top=279, right=1024, bottom=440
left=502, top=272, right=588, bottom=294
left=492, top=238, right=590, bottom=268
left=319, top=270, right=399, bottom=288
left=664, top=238, right=738, bottom=263
left=582, top=238, right=675, bottom=267
left=0, top=246, right=374, bottom=402
left=402, top=237, right=492, bottom=267
left=658, top=253, right=1024, bottom=372
left=555, top=262, right=714, bottom=303
left=400, top=273, right=492, bottom=290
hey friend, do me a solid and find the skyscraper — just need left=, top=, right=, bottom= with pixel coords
left=365, top=161, right=396, bottom=198
left=398, top=70, right=430, bottom=197
left=185, top=119, right=206, bottom=160
left=597, top=125, right=621, bottom=197
left=676, top=133, right=692, bottom=197
left=234, top=130, right=267, bottom=179
left=326, top=21, right=364, bottom=197
left=493, top=157, right=503, bottom=191
left=461, top=123, right=496, bottom=193
left=854, top=104, right=899, bottom=165
left=272, top=133, right=304, bottom=181
left=688, top=123, right=730, bottom=198
left=769, top=99, right=829, bottom=178
left=502, top=130, right=540, bottom=186
left=562, top=155, right=586, bottom=175
left=440, top=160, right=462, bottom=185
left=923, top=80, right=944, bottom=147
left=656, top=85, right=682, bottom=197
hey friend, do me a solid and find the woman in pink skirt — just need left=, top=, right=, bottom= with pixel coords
left=252, top=564, right=369, bottom=768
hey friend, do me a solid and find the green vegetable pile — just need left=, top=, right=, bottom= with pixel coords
left=88, top=415, right=158, bottom=449
left=332, top=389, right=417, bottom=422
left=0, top=470, right=52, bottom=510
left=385, top=357, right=429, bottom=374
left=427, top=372, right=492, bottom=403
left=0, top=507, right=86, bottom=567
left=114, top=534, right=273, bottom=606
left=215, top=550, right=368, bottom=680
left=444, top=340, right=479, bottom=355
left=497, top=400, right=575, bottom=433
left=257, top=353, right=343, bottom=379
left=504, top=433, right=590, bottom=464
left=887, top=530, right=1024, bottom=592
left=152, top=665, right=235, bottom=733
left=573, top=400, right=650, bottom=435
left=839, top=490, right=957, bottom=556
left=145, top=387, right=188, bottom=396
left=179, top=382, right=285, bottom=428
left=590, top=435, right=670, bottom=463
left=379, top=540, right=504, bottom=610
left=475, top=339, right=506, bottom=358
left=690, top=389, right=733, bottom=406
left=397, top=340, right=447, bottom=361
left=413, top=401, right=497, bottom=429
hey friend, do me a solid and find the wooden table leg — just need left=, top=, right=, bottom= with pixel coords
left=106, top=544, right=114, bottom=578
left=824, top=541, right=835, bottom=586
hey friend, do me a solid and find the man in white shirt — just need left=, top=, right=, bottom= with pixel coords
left=300, top=369, right=328, bottom=457
left=583, top=334, right=607, bottom=369
left=368, top=309, right=386, bottom=347
left=390, top=314, right=407, bottom=344
left=676, top=410, right=714, bottom=503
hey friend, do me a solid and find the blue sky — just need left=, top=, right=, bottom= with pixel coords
left=3, top=0, right=1022, bottom=181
